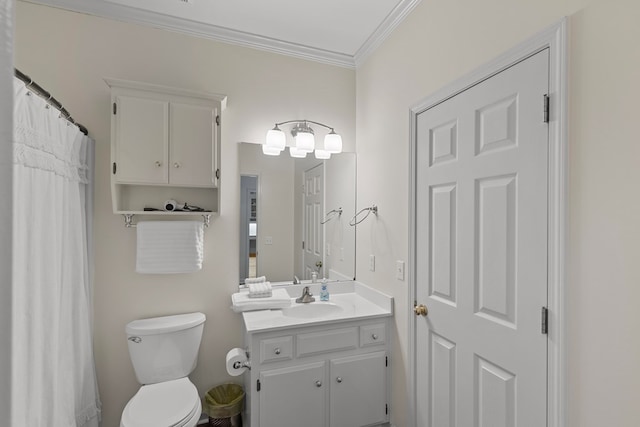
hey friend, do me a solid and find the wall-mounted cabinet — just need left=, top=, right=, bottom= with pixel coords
left=105, top=78, right=226, bottom=215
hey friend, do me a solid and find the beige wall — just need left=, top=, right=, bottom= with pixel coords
left=355, top=0, right=640, bottom=426
left=14, top=3, right=355, bottom=425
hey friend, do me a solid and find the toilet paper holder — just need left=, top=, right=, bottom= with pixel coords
left=233, top=359, right=251, bottom=371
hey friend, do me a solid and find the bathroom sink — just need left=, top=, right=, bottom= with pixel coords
left=282, top=302, right=343, bottom=319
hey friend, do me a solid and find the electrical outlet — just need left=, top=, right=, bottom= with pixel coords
left=265, top=236, right=273, bottom=245
left=369, top=254, right=375, bottom=272
left=396, top=260, right=405, bottom=281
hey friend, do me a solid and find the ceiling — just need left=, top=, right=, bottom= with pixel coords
left=23, top=0, right=422, bottom=68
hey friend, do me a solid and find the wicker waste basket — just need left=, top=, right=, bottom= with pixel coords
left=202, top=383, right=245, bottom=427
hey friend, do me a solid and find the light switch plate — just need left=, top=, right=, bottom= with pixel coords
left=369, top=254, right=375, bottom=272
left=396, top=260, right=405, bottom=281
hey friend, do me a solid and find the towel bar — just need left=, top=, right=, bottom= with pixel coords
left=122, top=214, right=211, bottom=228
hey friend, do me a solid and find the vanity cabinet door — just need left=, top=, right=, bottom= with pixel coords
left=259, top=361, right=326, bottom=427
left=329, top=351, right=387, bottom=427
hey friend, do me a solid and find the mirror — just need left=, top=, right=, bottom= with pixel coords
left=239, top=143, right=356, bottom=284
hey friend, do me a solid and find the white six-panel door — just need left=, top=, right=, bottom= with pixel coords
left=415, top=49, right=550, bottom=427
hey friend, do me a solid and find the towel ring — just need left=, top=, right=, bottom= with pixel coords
left=349, top=205, right=378, bottom=226
left=321, top=208, right=343, bottom=224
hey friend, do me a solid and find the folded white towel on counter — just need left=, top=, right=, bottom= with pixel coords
left=248, top=281, right=272, bottom=298
left=245, top=276, right=266, bottom=284
left=231, top=288, right=291, bottom=312
left=136, top=221, right=204, bottom=274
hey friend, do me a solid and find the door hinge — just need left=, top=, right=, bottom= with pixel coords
left=113, top=102, right=117, bottom=115
left=257, top=379, right=261, bottom=392
left=541, top=306, right=549, bottom=334
left=112, top=162, right=117, bottom=175
left=543, top=94, right=549, bottom=123
left=215, top=115, right=220, bottom=126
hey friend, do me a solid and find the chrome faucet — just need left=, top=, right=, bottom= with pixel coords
left=295, top=286, right=315, bottom=304
left=293, top=275, right=301, bottom=285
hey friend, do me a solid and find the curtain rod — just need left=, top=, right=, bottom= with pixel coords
left=14, top=68, right=89, bottom=136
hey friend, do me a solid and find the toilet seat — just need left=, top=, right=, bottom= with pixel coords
left=121, top=377, right=201, bottom=427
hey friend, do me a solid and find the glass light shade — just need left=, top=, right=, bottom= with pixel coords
left=262, top=144, right=282, bottom=156
left=324, top=132, right=342, bottom=153
left=295, top=131, right=315, bottom=152
left=314, top=149, right=331, bottom=160
left=265, top=128, right=286, bottom=150
left=289, top=146, right=307, bottom=158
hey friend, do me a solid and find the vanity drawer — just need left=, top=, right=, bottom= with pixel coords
left=297, top=327, right=358, bottom=358
left=260, top=336, right=293, bottom=363
left=360, top=323, right=386, bottom=347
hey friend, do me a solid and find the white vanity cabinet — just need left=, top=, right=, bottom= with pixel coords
left=106, top=78, right=226, bottom=215
left=244, top=319, right=390, bottom=427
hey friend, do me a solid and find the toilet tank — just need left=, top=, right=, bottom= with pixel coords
left=126, top=312, right=206, bottom=385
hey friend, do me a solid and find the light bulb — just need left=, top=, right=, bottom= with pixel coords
left=295, top=131, right=315, bottom=152
left=324, top=131, right=342, bottom=153
left=289, top=146, right=307, bottom=158
left=314, top=149, right=331, bottom=159
left=262, top=144, right=281, bottom=156
left=265, top=126, right=286, bottom=150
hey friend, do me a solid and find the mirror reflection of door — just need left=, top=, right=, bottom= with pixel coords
left=302, top=164, right=324, bottom=279
left=240, top=175, right=258, bottom=283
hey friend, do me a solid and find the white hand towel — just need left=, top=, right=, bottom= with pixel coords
left=248, top=281, right=272, bottom=298
left=136, top=221, right=204, bottom=274
left=245, top=276, right=266, bottom=284
left=231, top=288, right=291, bottom=312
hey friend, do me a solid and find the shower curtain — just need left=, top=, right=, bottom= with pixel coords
left=12, top=78, right=101, bottom=426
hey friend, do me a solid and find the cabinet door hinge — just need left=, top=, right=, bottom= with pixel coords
left=541, top=306, right=549, bottom=334
left=113, top=102, right=117, bottom=115
left=257, top=379, right=261, bottom=392
left=543, top=94, right=549, bottom=123
left=112, top=162, right=117, bottom=175
left=215, top=115, right=220, bottom=126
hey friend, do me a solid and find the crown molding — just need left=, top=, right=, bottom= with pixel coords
left=354, top=0, right=422, bottom=67
left=22, top=0, right=420, bottom=69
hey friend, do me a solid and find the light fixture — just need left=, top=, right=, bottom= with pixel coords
left=262, top=119, right=343, bottom=158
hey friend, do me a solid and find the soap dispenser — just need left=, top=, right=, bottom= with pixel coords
left=320, top=279, right=330, bottom=301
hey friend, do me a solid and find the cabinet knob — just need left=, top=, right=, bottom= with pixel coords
left=336, top=377, right=342, bottom=383
left=371, top=334, right=379, bottom=340
left=155, top=161, right=162, bottom=167
left=315, top=380, right=322, bottom=388
left=173, top=162, right=181, bottom=168
left=274, top=348, right=281, bottom=355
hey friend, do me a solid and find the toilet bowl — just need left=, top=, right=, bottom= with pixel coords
left=121, top=312, right=206, bottom=427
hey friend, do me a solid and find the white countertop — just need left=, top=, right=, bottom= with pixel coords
left=239, top=281, right=393, bottom=333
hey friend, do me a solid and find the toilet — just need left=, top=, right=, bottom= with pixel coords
left=121, top=312, right=206, bottom=427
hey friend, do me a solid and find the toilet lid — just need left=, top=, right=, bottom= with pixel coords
left=122, top=378, right=200, bottom=427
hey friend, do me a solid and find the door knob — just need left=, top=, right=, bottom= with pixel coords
left=414, top=303, right=428, bottom=317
